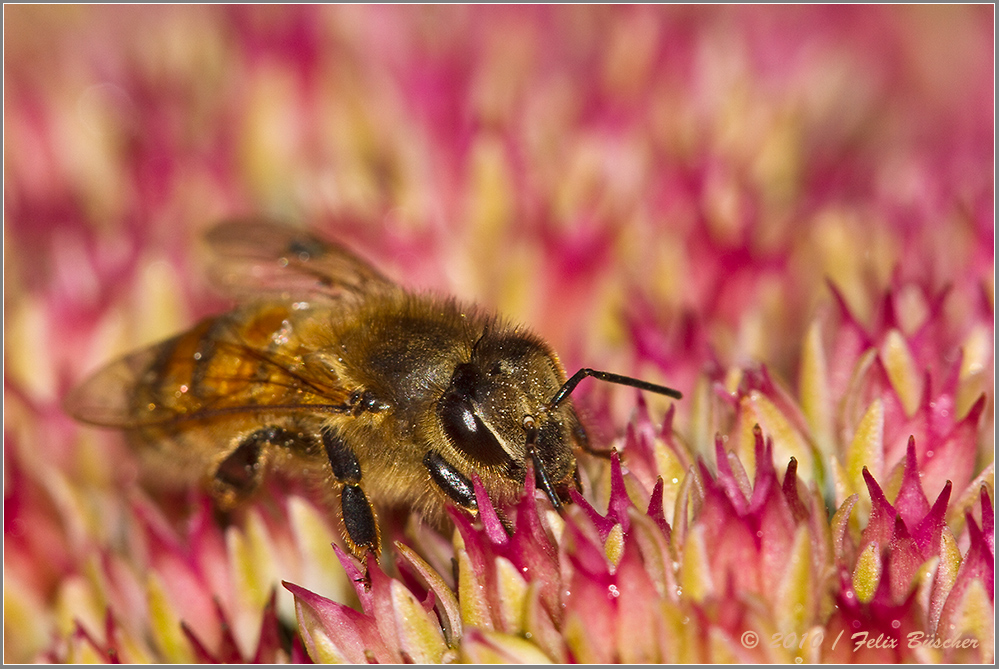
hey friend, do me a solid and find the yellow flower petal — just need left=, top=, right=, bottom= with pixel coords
left=54, top=575, right=103, bottom=640
left=799, top=319, right=835, bottom=459
left=390, top=579, right=448, bottom=663
left=841, top=347, right=879, bottom=436
left=679, top=524, right=713, bottom=603
left=956, top=324, right=992, bottom=418
left=226, top=509, right=281, bottom=657
left=947, top=466, right=994, bottom=530
left=146, top=573, right=194, bottom=663
left=604, top=523, right=625, bottom=568
left=929, top=528, right=963, bottom=629
left=948, top=579, right=994, bottom=661
left=626, top=508, right=675, bottom=600
left=6, top=301, right=57, bottom=400
left=456, top=548, right=491, bottom=629
left=659, top=601, right=701, bottom=663
left=66, top=633, right=109, bottom=664
left=852, top=542, right=882, bottom=604
left=293, top=604, right=347, bottom=664
left=738, top=390, right=816, bottom=482
left=522, top=583, right=567, bottom=663
left=3, top=571, right=53, bottom=662
left=707, top=626, right=744, bottom=662
left=830, top=494, right=859, bottom=563
left=652, top=436, right=690, bottom=523
left=395, top=542, right=462, bottom=645
left=775, top=526, right=815, bottom=631
left=847, top=398, right=885, bottom=491
left=287, top=496, right=353, bottom=610
left=461, top=630, right=553, bottom=664
left=133, top=255, right=191, bottom=348
left=671, top=466, right=696, bottom=552
left=494, top=556, right=529, bottom=634
left=687, top=373, right=718, bottom=455
left=830, top=457, right=855, bottom=510
left=562, top=611, right=599, bottom=664
left=880, top=329, right=922, bottom=417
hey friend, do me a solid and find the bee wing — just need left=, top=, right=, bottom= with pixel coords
left=205, top=219, right=396, bottom=302
left=64, top=344, right=171, bottom=428
left=65, top=317, right=352, bottom=429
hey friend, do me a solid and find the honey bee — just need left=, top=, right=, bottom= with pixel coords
left=65, top=221, right=682, bottom=559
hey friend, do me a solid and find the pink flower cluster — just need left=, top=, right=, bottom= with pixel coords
left=3, top=5, right=992, bottom=664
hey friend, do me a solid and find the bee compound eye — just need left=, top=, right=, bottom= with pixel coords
left=438, top=392, right=510, bottom=467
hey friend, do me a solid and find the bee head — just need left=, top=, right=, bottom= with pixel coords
left=434, top=332, right=581, bottom=507
left=433, top=330, right=683, bottom=511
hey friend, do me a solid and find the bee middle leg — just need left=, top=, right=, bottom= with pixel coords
left=212, top=426, right=308, bottom=508
left=322, top=426, right=380, bottom=558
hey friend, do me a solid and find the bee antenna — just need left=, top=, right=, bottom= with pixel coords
left=548, top=368, right=682, bottom=410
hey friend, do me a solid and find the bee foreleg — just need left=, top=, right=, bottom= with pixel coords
left=423, top=451, right=477, bottom=510
left=321, top=425, right=381, bottom=558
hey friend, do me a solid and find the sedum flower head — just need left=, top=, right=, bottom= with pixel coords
left=286, top=404, right=993, bottom=663
left=4, top=4, right=993, bottom=664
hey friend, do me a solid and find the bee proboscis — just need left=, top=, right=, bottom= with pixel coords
left=66, top=221, right=682, bottom=559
